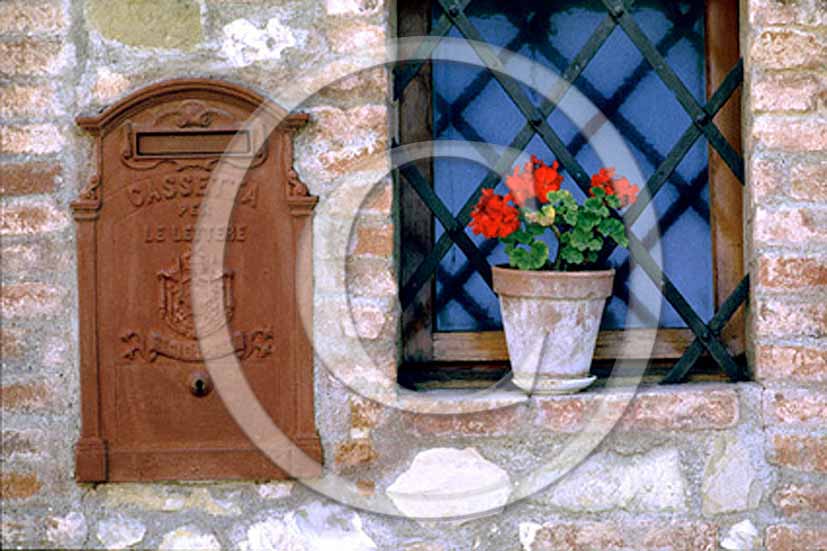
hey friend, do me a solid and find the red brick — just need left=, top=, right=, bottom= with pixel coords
left=622, top=389, right=738, bottom=430
left=769, top=434, right=827, bottom=472
left=753, top=73, right=822, bottom=113
left=765, top=389, right=827, bottom=426
left=1, top=283, right=65, bottom=319
left=537, top=396, right=592, bottom=432
left=91, top=66, right=131, bottom=104
left=298, top=105, right=388, bottom=181
left=355, top=479, right=375, bottom=496
left=755, top=298, right=827, bottom=339
left=404, top=405, right=524, bottom=436
left=324, top=0, right=383, bottom=16
left=361, top=181, right=392, bottom=215
left=0, top=39, right=67, bottom=77
left=0, top=1, right=67, bottom=35
left=766, top=525, right=827, bottom=551
left=1, top=429, right=41, bottom=457
left=750, top=0, right=811, bottom=25
left=0, top=382, right=53, bottom=412
left=320, top=67, right=389, bottom=103
left=751, top=30, right=826, bottom=70
left=753, top=117, right=827, bottom=152
left=1, top=240, right=72, bottom=275
left=344, top=302, right=389, bottom=340
left=0, top=327, right=24, bottom=361
left=756, top=344, right=827, bottom=383
left=1, top=515, right=32, bottom=546
left=640, top=522, right=717, bottom=551
left=527, top=523, right=625, bottom=551
left=750, top=157, right=787, bottom=203
left=757, top=255, right=827, bottom=290
left=346, top=259, right=396, bottom=297
left=754, top=207, right=827, bottom=245
left=537, top=388, right=738, bottom=433
left=350, top=396, right=383, bottom=432
left=0, top=201, right=68, bottom=236
left=0, top=162, right=61, bottom=196
left=773, top=484, right=827, bottom=516
left=351, top=224, right=393, bottom=257
left=791, top=161, right=827, bottom=201
left=334, top=439, right=378, bottom=470
left=0, top=472, right=42, bottom=500
left=0, top=83, right=61, bottom=120
left=525, top=521, right=716, bottom=551
left=0, top=123, right=65, bottom=154
left=326, top=21, right=385, bottom=55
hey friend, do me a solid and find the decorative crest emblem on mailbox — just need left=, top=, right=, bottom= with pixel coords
left=123, top=250, right=272, bottom=363
left=158, top=252, right=234, bottom=340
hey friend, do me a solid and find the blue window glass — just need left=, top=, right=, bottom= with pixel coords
left=431, top=0, right=713, bottom=332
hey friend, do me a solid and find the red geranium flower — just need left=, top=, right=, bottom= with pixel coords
left=506, top=155, right=564, bottom=207
left=590, top=167, right=616, bottom=196
left=590, top=167, right=640, bottom=207
left=469, top=189, right=520, bottom=239
left=533, top=157, right=563, bottom=200
left=611, top=176, right=640, bottom=207
left=505, top=160, right=536, bottom=207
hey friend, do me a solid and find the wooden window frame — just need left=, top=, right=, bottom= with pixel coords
left=397, top=0, right=744, bottom=367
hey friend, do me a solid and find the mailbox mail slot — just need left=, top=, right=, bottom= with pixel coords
left=72, top=80, right=322, bottom=481
left=135, top=130, right=252, bottom=157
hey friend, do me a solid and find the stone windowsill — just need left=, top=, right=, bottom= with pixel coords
left=390, top=382, right=745, bottom=434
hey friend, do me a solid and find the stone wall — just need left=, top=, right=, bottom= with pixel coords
left=1, top=0, right=826, bottom=549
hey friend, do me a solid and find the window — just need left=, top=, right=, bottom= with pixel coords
left=395, top=0, right=746, bottom=384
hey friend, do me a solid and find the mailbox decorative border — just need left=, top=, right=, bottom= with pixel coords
left=72, top=79, right=321, bottom=482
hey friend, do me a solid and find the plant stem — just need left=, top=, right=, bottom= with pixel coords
left=550, top=224, right=563, bottom=271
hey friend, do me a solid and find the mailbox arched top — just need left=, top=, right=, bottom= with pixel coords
left=76, top=78, right=308, bottom=135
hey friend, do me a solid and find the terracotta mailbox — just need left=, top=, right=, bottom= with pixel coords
left=72, top=79, right=321, bottom=481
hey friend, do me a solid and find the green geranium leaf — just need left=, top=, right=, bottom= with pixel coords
left=545, top=190, right=564, bottom=204
left=612, top=233, right=630, bottom=248
left=507, top=241, right=549, bottom=270
left=561, top=204, right=578, bottom=226
left=583, top=197, right=603, bottom=211
left=528, top=241, right=549, bottom=269
left=507, top=247, right=526, bottom=269
left=559, top=245, right=584, bottom=265
left=570, top=227, right=591, bottom=251
left=605, top=194, right=622, bottom=209
left=598, top=218, right=624, bottom=237
left=578, top=210, right=600, bottom=230
left=509, top=229, right=533, bottom=245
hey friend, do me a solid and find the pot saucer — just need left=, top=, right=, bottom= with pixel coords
left=513, top=375, right=597, bottom=395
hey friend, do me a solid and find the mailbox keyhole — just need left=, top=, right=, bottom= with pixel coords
left=189, top=372, right=212, bottom=397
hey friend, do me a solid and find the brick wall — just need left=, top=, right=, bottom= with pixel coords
left=1, top=0, right=81, bottom=523
left=1, top=0, right=826, bottom=549
left=747, top=0, right=827, bottom=383
left=744, top=1, right=827, bottom=548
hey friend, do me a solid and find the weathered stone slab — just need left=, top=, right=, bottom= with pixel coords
left=387, top=447, right=511, bottom=520
left=547, top=448, right=688, bottom=513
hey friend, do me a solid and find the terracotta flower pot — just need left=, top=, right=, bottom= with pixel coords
left=492, top=266, right=614, bottom=395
